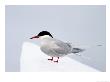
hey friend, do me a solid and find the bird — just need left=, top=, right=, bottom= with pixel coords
left=30, top=31, right=85, bottom=63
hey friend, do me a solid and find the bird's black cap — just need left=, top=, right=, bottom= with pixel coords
left=37, top=31, right=53, bottom=38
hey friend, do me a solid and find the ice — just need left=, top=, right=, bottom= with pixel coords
left=20, top=42, right=99, bottom=72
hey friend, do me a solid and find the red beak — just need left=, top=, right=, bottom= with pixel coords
left=30, top=36, right=39, bottom=39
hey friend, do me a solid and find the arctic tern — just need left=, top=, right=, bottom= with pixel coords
left=30, top=31, right=85, bottom=63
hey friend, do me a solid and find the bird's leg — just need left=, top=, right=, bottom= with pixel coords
left=48, top=57, right=53, bottom=61
left=54, top=57, right=59, bottom=63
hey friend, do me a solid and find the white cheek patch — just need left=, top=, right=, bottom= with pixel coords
left=39, top=35, right=51, bottom=40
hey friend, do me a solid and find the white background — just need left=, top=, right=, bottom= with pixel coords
left=0, top=0, right=110, bottom=82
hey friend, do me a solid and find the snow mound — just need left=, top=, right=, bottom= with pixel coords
left=20, top=42, right=99, bottom=72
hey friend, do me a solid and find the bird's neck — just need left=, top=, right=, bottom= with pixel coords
left=40, top=38, right=53, bottom=46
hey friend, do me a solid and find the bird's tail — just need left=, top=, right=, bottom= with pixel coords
left=72, top=48, right=85, bottom=54
left=68, top=43, right=103, bottom=60
left=70, top=43, right=103, bottom=54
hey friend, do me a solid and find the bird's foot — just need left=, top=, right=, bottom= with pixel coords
left=48, top=57, right=53, bottom=61
left=53, top=57, right=59, bottom=63
left=53, top=60, right=58, bottom=63
left=48, top=57, right=59, bottom=63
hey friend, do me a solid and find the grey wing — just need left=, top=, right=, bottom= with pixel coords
left=53, top=40, right=72, bottom=54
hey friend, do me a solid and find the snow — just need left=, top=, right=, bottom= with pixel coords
left=20, top=42, right=99, bottom=72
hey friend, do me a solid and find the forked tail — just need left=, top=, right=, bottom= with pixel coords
left=71, top=44, right=102, bottom=54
